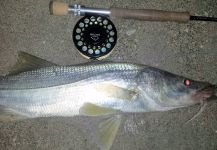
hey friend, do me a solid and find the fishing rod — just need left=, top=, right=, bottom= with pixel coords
left=49, top=1, right=217, bottom=60
left=50, top=1, right=217, bottom=23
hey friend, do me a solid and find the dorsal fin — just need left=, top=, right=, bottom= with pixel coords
left=8, top=51, right=57, bottom=75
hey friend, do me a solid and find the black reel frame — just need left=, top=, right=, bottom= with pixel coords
left=73, top=15, right=117, bottom=59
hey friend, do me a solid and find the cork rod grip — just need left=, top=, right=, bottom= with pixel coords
left=49, top=1, right=69, bottom=15
left=111, top=8, right=190, bottom=22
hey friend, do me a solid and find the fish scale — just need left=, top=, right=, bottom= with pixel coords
left=0, top=62, right=143, bottom=90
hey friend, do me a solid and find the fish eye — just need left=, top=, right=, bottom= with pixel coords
left=184, top=79, right=191, bottom=86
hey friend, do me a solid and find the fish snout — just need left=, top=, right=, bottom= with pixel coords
left=191, top=85, right=215, bottom=102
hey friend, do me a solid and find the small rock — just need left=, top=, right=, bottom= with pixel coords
left=178, top=57, right=184, bottom=63
left=204, top=11, right=208, bottom=16
left=126, top=29, right=136, bottom=36
left=184, top=28, right=189, bottom=33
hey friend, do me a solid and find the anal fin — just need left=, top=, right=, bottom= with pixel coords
left=0, top=105, right=29, bottom=122
left=80, top=103, right=122, bottom=150
left=88, top=115, right=122, bottom=150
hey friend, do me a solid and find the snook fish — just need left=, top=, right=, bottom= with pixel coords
left=0, top=52, right=215, bottom=150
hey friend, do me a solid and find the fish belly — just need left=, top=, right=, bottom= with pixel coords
left=0, top=81, right=134, bottom=118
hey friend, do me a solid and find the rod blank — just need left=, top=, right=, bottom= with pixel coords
left=190, top=16, right=217, bottom=22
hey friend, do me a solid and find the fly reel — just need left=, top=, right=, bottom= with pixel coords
left=73, top=15, right=117, bottom=60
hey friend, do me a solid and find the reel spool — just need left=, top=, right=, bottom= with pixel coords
left=73, top=15, right=117, bottom=60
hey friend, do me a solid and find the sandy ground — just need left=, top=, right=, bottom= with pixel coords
left=0, top=0, right=217, bottom=149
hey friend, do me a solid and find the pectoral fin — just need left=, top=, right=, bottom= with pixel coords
left=79, top=103, right=119, bottom=116
left=8, top=51, right=57, bottom=75
left=95, top=83, right=138, bottom=100
left=0, top=106, right=29, bottom=122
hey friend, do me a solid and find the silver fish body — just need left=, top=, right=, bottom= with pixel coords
left=0, top=52, right=215, bottom=150
left=0, top=62, right=214, bottom=118
left=0, top=62, right=142, bottom=117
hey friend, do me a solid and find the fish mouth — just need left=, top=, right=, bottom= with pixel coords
left=191, top=85, right=215, bottom=102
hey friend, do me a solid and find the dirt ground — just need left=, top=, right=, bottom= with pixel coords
left=0, top=0, right=217, bottom=149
